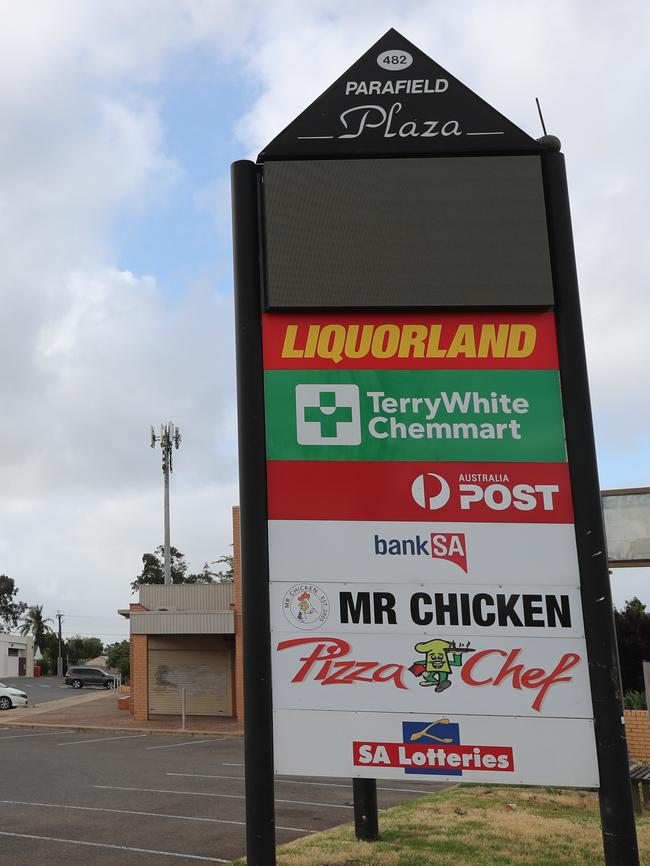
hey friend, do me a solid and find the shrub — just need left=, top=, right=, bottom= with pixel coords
left=624, top=690, right=647, bottom=710
left=106, top=640, right=130, bottom=682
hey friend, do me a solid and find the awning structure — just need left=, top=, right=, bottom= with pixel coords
left=130, top=611, right=234, bottom=635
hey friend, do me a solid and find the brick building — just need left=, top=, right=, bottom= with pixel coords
left=626, top=709, right=650, bottom=761
left=120, top=507, right=243, bottom=723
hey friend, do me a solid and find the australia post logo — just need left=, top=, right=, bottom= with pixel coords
left=374, top=532, right=467, bottom=572
left=411, top=471, right=560, bottom=516
left=353, top=719, right=514, bottom=776
left=265, top=461, right=573, bottom=524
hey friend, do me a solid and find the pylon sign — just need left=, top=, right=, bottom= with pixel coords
left=234, top=27, right=638, bottom=866
left=265, top=310, right=596, bottom=785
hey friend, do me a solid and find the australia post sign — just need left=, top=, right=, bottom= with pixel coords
left=233, top=28, right=611, bottom=806
left=264, top=312, right=598, bottom=786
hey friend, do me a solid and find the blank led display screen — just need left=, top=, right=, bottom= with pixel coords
left=262, top=156, right=553, bottom=309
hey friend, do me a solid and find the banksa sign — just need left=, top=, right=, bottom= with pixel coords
left=233, top=28, right=639, bottom=866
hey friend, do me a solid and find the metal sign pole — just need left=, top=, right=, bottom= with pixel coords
left=542, top=148, right=640, bottom=865
left=232, top=158, right=277, bottom=866
left=353, top=779, right=379, bottom=840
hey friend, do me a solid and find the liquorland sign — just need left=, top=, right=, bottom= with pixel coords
left=233, top=28, right=638, bottom=866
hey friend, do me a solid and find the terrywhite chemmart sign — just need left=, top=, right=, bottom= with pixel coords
left=267, top=372, right=566, bottom=461
left=263, top=312, right=598, bottom=786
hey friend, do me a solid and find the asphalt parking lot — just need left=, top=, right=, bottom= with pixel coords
left=0, top=676, right=103, bottom=705
left=0, top=727, right=450, bottom=864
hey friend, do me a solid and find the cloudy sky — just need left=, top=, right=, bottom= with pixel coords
left=0, top=1, right=648, bottom=646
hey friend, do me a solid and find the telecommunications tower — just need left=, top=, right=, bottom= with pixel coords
left=150, top=422, right=182, bottom=585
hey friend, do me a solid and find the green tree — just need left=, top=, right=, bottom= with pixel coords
left=131, top=546, right=214, bottom=592
left=106, top=640, right=130, bottom=680
left=18, top=605, right=53, bottom=653
left=66, top=636, right=84, bottom=665
left=66, top=636, right=104, bottom=665
left=81, top=637, right=104, bottom=660
left=0, top=575, right=27, bottom=632
left=40, top=632, right=65, bottom=672
left=201, top=555, right=234, bottom=583
left=614, top=597, right=650, bottom=692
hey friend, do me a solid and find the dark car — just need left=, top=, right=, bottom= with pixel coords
left=64, top=666, right=117, bottom=689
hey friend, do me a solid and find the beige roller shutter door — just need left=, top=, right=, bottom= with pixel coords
left=148, top=635, right=232, bottom=717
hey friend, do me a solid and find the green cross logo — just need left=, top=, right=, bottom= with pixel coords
left=296, top=384, right=361, bottom=446
left=303, top=391, right=353, bottom=438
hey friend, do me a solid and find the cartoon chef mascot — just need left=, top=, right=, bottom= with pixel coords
left=409, top=639, right=475, bottom=692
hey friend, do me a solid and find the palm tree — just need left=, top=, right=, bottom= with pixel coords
left=18, top=605, right=53, bottom=653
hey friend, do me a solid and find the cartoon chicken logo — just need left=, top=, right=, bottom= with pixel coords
left=282, top=583, right=331, bottom=631
left=296, top=591, right=313, bottom=621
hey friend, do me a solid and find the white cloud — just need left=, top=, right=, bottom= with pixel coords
left=0, top=0, right=648, bottom=627
left=0, top=2, right=242, bottom=625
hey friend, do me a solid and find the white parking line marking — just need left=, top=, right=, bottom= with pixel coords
left=169, top=773, right=247, bottom=782
left=94, top=784, right=354, bottom=809
left=58, top=734, right=148, bottom=746
left=0, top=831, right=227, bottom=862
left=0, top=731, right=75, bottom=742
left=0, top=799, right=313, bottom=834
left=222, top=762, right=244, bottom=766
left=146, top=737, right=230, bottom=750
left=167, top=772, right=434, bottom=795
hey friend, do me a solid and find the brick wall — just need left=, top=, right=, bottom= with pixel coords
left=130, top=633, right=148, bottom=721
left=625, top=709, right=650, bottom=761
left=232, top=505, right=244, bottom=724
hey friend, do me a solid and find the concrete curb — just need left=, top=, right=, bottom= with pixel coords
left=0, top=720, right=243, bottom=738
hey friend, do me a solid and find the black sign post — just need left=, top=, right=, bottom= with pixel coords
left=352, top=778, right=379, bottom=841
left=232, top=29, right=640, bottom=866
left=232, top=159, right=276, bottom=865
left=542, top=148, right=640, bottom=864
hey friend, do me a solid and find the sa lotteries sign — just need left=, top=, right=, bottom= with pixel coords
left=273, top=711, right=596, bottom=786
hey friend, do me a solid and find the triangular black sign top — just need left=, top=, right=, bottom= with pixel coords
left=259, top=29, right=540, bottom=161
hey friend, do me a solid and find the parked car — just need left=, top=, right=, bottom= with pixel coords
left=0, top=682, right=28, bottom=710
left=64, top=666, right=117, bottom=689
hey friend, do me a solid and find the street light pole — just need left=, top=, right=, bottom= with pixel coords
left=151, top=422, right=182, bottom=585
left=56, top=611, right=63, bottom=677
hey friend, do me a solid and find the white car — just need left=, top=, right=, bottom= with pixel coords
left=0, top=683, right=28, bottom=710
